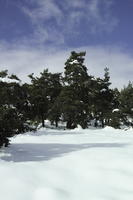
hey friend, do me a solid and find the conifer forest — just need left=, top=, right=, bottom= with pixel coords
left=0, top=51, right=133, bottom=147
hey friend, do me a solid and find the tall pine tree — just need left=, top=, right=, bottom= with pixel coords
left=60, top=51, right=89, bottom=128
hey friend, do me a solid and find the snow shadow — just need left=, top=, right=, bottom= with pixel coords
left=1, top=143, right=129, bottom=163
left=29, top=130, right=83, bottom=136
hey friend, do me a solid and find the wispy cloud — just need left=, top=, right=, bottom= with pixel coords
left=18, top=0, right=118, bottom=45
left=86, top=0, right=118, bottom=33
left=22, top=0, right=62, bottom=23
left=0, top=0, right=131, bottom=90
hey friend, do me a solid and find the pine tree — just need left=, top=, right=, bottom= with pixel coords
left=60, top=51, right=89, bottom=129
left=28, top=69, right=62, bottom=128
left=47, top=73, right=62, bottom=127
left=119, top=82, right=133, bottom=126
left=28, top=70, right=49, bottom=127
left=92, top=68, right=114, bottom=127
left=108, top=88, right=121, bottom=128
left=0, top=70, right=32, bottom=147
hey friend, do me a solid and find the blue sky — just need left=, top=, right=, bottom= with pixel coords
left=0, top=0, right=133, bottom=88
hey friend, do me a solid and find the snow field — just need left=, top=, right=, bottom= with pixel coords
left=0, top=127, right=133, bottom=200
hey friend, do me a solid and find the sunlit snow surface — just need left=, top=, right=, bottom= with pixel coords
left=0, top=126, right=133, bottom=200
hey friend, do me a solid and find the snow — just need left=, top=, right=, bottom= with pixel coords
left=112, top=108, right=120, bottom=112
left=69, top=60, right=79, bottom=64
left=0, top=77, right=20, bottom=83
left=0, top=127, right=133, bottom=200
left=101, top=88, right=107, bottom=92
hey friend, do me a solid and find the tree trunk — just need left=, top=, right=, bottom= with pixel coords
left=66, top=120, right=72, bottom=129
left=101, top=119, right=104, bottom=128
left=94, top=119, right=98, bottom=128
left=41, top=114, right=45, bottom=127
left=51, top=121, right=54, bottom=126
left=55, top=119, right=58, bottom=128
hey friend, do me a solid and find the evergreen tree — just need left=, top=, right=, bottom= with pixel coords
left=47, top=73, right=62, bottom=127
left=0, top=70, right=32, bottom=147
left=92, top=68, right=114, bottom=127
left=60, top=51, right=89, bottom=129
left=0, top=70, right=8, bottom=78
left=28, top=70, right=49, bottom=127
left=109, top=88, right=121, bottom=128
left=28, top=69, right=62, bottom=127
left=119, top=82, right=133, bottom=126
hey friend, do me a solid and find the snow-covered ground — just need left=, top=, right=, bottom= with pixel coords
left=0, top=126, right=133, bottom=200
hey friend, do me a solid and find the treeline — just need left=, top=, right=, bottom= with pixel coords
left=0, top=51, right=133, bottom=147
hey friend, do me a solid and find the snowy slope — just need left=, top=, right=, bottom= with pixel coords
left=0, top=127, right=133, bottom=200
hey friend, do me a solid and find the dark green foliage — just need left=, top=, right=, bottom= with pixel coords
left=28, top=69, right=62, bottom=127
left=28, top=72, right=49, bottom=127
left=108, top=88, right=121, bottom=128
left=60, top=51, right=89, bottom=129
left=119, top=82, right=133, bottom=126
left=0, top=106, right=31, bottom=147
left=0, top=70, right=8, bottom=78
left=109, top=110, right=121, bottom=128
left=64, top=51, right=88, bottom=85
left=8, top=74, right=20, bottom=81
left=0, top=70, right=34, bottom=147
left=59, top=86, right=88, bottom=128
left=91, top=68, right=114, bottom=127
left=47, top=73, right=62, bottom=127
left=0, top=50, right=133, bottom=149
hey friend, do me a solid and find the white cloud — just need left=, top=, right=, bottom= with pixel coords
left=19, top=0, right=118, bottom=44
left=22, top=0, right=62, bottom=23
left=86, top=0, right=118, bottom=33
left=0, top=44, right=132, bottom=89
left=83, top=46, right=133, bottom=88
